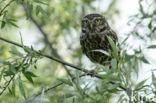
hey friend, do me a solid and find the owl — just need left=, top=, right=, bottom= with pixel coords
left=80, top=14, right=118, bottom=66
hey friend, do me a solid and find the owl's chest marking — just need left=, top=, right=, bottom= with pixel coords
left=80, top=33, right=107, bottom=51
left=80, top=33, right=111, bottom=65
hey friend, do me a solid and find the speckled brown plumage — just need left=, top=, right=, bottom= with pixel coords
left=80, top=14, right=118, bottom=66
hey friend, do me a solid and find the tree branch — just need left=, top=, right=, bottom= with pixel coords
left=0, top=37, right=152, bottom=103
left=0, top=36, right=126, bottom=90
left=0, top=55, right=28, bottom=96
left=0, top=37, right=90, bottom=73
left=21, top=3, right=73, bottom=78
left=0, top=75, right=14, bottom=96
left=0, top=56, right=27, bottom=69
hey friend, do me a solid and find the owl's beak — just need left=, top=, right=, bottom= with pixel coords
left=90, top=24, right=93, bottom=30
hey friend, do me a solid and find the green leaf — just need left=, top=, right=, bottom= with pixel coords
left=64, top=93, right=75, bottom=98
left=1, top=20, right=6, bottom=28
left=7, top=20, right=19, bottom=28
left=8, top=87, right=12, bottom=95
left=23, top=46, right=33, bottom=54
left=96, top=64, right=110, bottom=72
left=152, top=72, right=156, bottom=88
left=107, top=84, right=120, bottom=93
left=24, top=71, right=38, bottom=77
left=57, top=78, right=73, bottom=86
left=23, top=72, right=36, bottom=84
left=19, top=32, right=24, bottom=47
left=26, top=2, right=33, bottom=19
left=12, top=79, right=16, bottom=96
left=148, top=45, right=156, bottom=49
left=9, top=46, right=23, bottom=57
left=7, top=18, right=16, bottom=22
left=117, top=94, right=125, bottom=103
left=25, top=75, right=34, bottom=84
left=148, top=21, right=152, bottom=30
left=124, top=54, right=133, bottom=61
left=36, top=5, right=48, bottom=18
left=18, top=78, right=26, bottom=99
left=36, top=5, right=40, bottom=16
left=34, top=65, right=37, bottom=69
left=1, top=10, right=7, bottom=18
left=126, top=88, right=132, bottom=97
left=34, top=0, right=48, bottom=5
left=106, top=36, right=119, bottom=61
left=134, top=79, right=147, bottom=91
left=111, top=59, right=117, bottom=69
left=120, top=35, right=129, bottom=45
left=140, top=56, right=149, bottom=64
left=91, top=49, right=111, bottom=56
left=139, top=0, right=145, bottom=14
left=8, top=79, right=16, bottom=96
left=0, top=68, right=6, bottom=82
left=4, top=70, right=15, bottom=76
left=153, top=90, right=156, bottom=95
left=5, top=19, right=19, bottom=28
left=102, top=73, right=120, bottom=82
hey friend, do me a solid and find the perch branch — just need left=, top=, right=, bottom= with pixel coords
left=0, top=37, right=90, bottom=73
left=0, top=37, right=152, bottom=103
left=0, top=36, right=126, bottom=90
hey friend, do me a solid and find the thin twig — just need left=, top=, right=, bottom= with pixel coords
left=0, top=75, right=14, bottom=95
left=0, top=0, right=15, bottom=16
left=24, top=73, right=89, bottom=102
left=0, top=56, right=27, bottom=68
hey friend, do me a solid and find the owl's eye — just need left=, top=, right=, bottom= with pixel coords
left=84, top=20, right=88, bottom=24
left=96, top=19, right=101, bottom=23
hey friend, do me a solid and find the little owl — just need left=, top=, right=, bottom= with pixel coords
left=80, top=13, right=118, bottom=66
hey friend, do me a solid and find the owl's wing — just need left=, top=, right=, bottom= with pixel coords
left=98, top=29, right=118, bottom=51
left=80, top=33, right=86, bottom=45
left=109, top=29, right=118, bottom=43
left=99, top=29, right=118, bottom=43
left=80, top=33, right=87, bottom=53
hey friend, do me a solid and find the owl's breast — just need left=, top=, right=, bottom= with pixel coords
left=80, top=33, right=112, bottom=65
left=80, top=33, right=107, bottom=51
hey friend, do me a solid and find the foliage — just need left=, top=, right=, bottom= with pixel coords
left=0, top=0, right=156, bottom=103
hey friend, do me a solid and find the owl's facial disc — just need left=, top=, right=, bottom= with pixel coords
left=82, top=14, right=109, bottom=34
left=81, top=18, right=90, bottom=33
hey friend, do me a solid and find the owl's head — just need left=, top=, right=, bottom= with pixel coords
left=81, top=14, right=109, bottom=34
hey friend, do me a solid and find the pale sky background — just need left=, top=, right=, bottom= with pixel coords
left=16, top=0, right=156, bottom=84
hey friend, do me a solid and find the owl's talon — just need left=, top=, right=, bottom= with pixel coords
left=88, top=67, right=99, bottom=77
